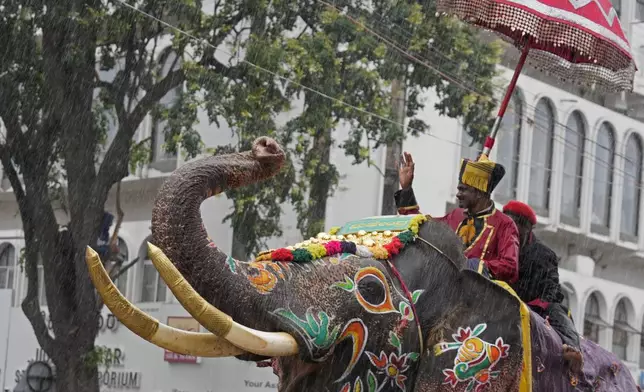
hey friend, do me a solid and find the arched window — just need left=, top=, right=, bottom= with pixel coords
left=140, top=238, right=167, bottom=303
left=494, top=92, right=522, bottom=202
left=583, top=293, right=601, bottom=343
left=529, top=98, right=555, bottom=213
left=592, top=123, right=615, bottom=233
left=612, top=299, right=630, bottom=360
left=0, top=243, right=15, bottom=304
left=621, top=134, right=642, bottom=239
left=561, top=111, right=585, bottom=225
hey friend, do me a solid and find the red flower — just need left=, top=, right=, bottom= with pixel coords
left=366, top=351, right=411, bottom=391
left=271, top=248, right=293, bottom=261
left=442, top=369, right=458, bottom=387
left=454, top=327, right=471, bottom=342
left=495, top=338, right=510, bottom=358
left=475, top=383, right=488, bottom=392
left=383, top=237, right=403, bottom=256
left=324, top=241, right=342, bottom=255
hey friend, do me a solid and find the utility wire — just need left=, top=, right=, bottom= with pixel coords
left=112, top=0, right=642, bottom=193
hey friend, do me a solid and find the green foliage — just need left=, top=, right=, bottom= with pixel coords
left=272, top=0, right=501, bottom=238
left=364, top=0, right=502, bottom=142
left=81, top=345, right=122, bottom=371
left=0, top=0, right=304, bottom=385
left=0, top=2, right=502, bottom=379
left=81, top=345, right=111, bottom=371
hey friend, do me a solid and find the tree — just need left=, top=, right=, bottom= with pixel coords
left=215, top=4, right=298, bottom=260
left=0, top=0, right=300, bottom=389
left=218, top=0, right=391, bottom=254
left=281, top=0, right=502, bottom=231
left=283, top=3, right=392, bottom=239
left=365, top=0, right=504, bottom=214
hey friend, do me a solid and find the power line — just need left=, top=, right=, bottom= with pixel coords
left=112, top=0, right=643, bottom=193
left=318, top=0, right=642, bottom=173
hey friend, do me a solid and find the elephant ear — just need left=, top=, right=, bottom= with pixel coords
left=417, top=271, right=524, bottom=391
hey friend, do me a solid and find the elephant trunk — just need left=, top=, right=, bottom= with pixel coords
left=86, top=137, right=298, bottom=358
left=151, top=136, right=285, bottom=303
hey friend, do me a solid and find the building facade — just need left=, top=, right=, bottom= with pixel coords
left=3, top=0, right=644, bottom=389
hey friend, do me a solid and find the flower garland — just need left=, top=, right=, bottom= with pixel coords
left=255, top=215, right=428, bottom=263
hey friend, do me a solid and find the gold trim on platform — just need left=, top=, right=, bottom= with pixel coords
left=493, top=280, right=533, bottom=392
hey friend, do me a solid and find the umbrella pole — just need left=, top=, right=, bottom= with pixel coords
left=481, top=44, right=530, bottom=158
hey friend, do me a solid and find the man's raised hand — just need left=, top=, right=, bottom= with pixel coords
left=399, top=152, right=415, bottom=189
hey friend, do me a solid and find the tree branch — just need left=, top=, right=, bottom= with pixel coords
left=0, top=82, right=30, bottom=166
left=108, top=181, right=124, bottom=250
left=93, top=78, right=114, bottom=92
left=0, top=145, right=26, bottom=206
left=93, top=67, right=186, bottom=201
left=21, top=251, right=56, bottom=355
left=110, top=256, right=140, bottom=281
left=0, top=136, right=55, bottom=353
left=212, top=12, right=245, bottom=49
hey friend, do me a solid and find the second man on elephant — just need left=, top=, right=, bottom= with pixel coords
left=395, top=152, right=520, bottom=284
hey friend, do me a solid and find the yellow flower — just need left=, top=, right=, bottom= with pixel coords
left=408, top=215, right=428, bottom=234
left=255, top=253, right=273, bottom=262
left=371, top=246, right=389, bottom=260
left=306, top=243, right=327, bottom=259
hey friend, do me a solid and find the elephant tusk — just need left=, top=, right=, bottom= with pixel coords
left=147, top=243, right=299, bottom=357
left=85, top=247, right=246, bottom=357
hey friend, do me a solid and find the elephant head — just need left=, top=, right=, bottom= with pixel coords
left=88, top=137, right=527, bottom=392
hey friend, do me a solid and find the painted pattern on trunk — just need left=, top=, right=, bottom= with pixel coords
left=272, top=308, right=343, bottom=351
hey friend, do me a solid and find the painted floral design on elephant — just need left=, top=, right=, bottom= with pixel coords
left=273, top=308, right=342, bottom=351
left=244, top=251, right=356, bottom=295
left=273, top=308, right=368, bottom=374
left=339, top=330, right=420, bottom=392
left=433, top=323, right=510, bottom=392
left=243, top=260, right=291, bottom=294
left=331, top=266, right=424, bottom=321
left=340, top=377, right=364, bottom=392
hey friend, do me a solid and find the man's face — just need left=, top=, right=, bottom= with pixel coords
left=506, top=212, right=530, bottom=246
left=456, top=183, right=480, bottom=209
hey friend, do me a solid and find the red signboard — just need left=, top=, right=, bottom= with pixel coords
left=164, top=317, right=200, bottom=364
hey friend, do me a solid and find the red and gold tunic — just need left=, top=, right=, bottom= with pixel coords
left=394, top=187, right=519, bottom=284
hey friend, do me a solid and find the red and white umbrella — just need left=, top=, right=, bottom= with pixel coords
left=437, top=0, right=637, bottom=156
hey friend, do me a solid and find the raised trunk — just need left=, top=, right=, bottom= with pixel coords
left=151, top=137, right=285, bottom=324
left=381, top=78, right=406, bottom=215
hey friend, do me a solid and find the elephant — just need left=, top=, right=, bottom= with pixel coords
left=86, top=137, right=638, bottom=392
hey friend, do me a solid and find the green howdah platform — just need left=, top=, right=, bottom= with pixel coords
left=336, top=215, right=421, bottom=236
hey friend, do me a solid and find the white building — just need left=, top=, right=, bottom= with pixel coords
left=2, top=0, right=644, bottom=390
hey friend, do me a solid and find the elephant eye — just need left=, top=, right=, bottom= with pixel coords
left=357, top=275, right=386, bottom=306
